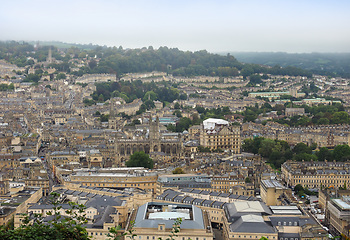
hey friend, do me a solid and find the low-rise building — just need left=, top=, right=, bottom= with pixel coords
left=130, top=202, right=213, bottom=240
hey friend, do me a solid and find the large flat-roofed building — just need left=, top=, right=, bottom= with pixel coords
left=327, top=196, right=350, bottom=238
left=63, top=167, right=158, bottom=192
left=130, top=202, right=213, bottom=240
left=199, top=118, right=240, bottom=153
left=282, top=160, right=350, bottom=189
left=223, top=201, right=327, bottom=240
left=157, top=174, right=211, bottom=194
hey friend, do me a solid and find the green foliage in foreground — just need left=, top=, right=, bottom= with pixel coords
left=0, top=191, right=185, bottom=240
left=0, top=192, right=90, bottom=240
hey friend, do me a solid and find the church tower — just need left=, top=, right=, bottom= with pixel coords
left=149, top=116, right=160, bottom=152
left=108, top=100, right=117, bottom=129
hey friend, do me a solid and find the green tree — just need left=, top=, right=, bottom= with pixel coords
left=198, top=146, right=211, bottom=152
left=176, top=117, right=192, bottom=132
left=333, top=144, right=350, bottom=161
left=0, top=192, right=89, bottom=240
left=294, top=184, right=304, bottom=193
left=173, top=110, right=182, bottom=118
left=248, top=74, right=262, bottom=85
left=167, top=124, right=176, bottom=132
left=100, top=114, right=109, bottom=122
left=126, top=151, right=154, bottom=169
left=174, top=102, right=181, bottom=109
left=143, top=91, right=157, bottom=101
left=331, top=111, right=349, bottom=124
left=293, top=143, right=312, bottom=155
left=294, top=153, right=317, bottom=161
left=55, top=72, right=66, bottom=80
left=88, top=59, right=97, bottom=69
left=316, top=147, right=332, bottom=161
left=258, top=139, right=275, bottom=158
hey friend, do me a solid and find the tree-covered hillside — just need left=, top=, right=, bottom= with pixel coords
left=231, top=52, right=350, bottom=78
left=0, top=41, right=313, bottom=79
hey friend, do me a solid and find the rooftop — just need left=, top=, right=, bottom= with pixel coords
left=134, top=202, right=205, bottom=229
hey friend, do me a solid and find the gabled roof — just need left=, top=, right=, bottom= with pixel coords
left=229, top=214, right=276, bottom=234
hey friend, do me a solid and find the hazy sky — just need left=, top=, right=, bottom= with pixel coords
left=1, top=0, right=349, bottom=53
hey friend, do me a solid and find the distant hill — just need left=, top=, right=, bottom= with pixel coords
left=27, top=41, right=106, bottom=50
left=226, top=52, right=350, bottom=78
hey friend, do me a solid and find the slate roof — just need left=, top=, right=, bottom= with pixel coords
left=92, top=205, right=117, bottom=228
left=182, top=196, right=195, bottom=204
left=229, top=215, right=276, bottom=233
left=225, top=201, right=272, bottom=222
left=85, top=195, right=123, bottom=213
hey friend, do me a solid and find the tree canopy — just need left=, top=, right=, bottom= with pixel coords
left=125, top=151, right=154, bottom=169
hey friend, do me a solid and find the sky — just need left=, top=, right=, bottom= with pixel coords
left=1, top=0, right=350, bottom=53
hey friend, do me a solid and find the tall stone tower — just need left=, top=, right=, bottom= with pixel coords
left=149, top=116, right=160, bottom=152
left=290, top=88, right=298, bottom=98
left=108, top=100, right=117, bottom=129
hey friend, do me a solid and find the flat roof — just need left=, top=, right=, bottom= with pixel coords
left=333, top=199, right=350, bottom=210
left=270, top=206, right=299, bottom=210
left=271, top=210, right=302, bottom=215
left=149, top=212, right=190, bottom=220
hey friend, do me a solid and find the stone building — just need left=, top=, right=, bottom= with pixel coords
left=115, top=116, right=183, bottom=166
left=199, top=118, right=240, bottom=153
left=282, top=160, right=350, bottom=189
